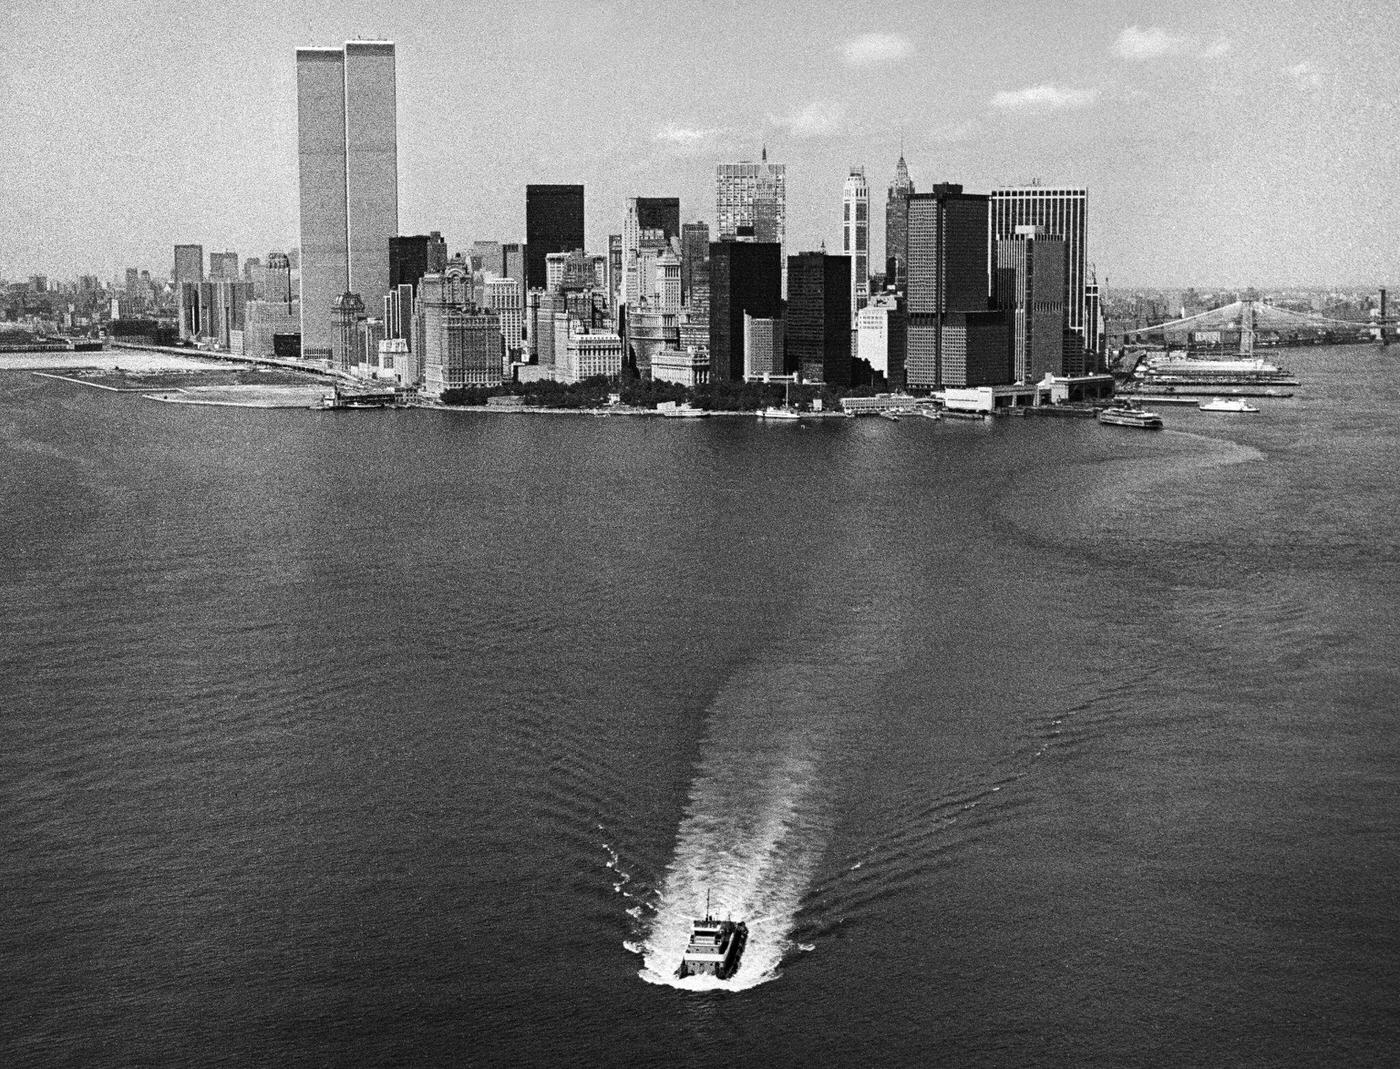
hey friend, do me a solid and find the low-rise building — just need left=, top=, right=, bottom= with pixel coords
left=652, top=346, right=711, bottom=388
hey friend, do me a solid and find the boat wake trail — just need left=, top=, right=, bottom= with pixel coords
left=637, top=607, right=890, bottom=992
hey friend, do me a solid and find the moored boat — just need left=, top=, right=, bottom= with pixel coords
left=758, top=406, right=802, bottom=420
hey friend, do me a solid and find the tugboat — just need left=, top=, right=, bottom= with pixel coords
left=675, top=894, right=748, bottom=981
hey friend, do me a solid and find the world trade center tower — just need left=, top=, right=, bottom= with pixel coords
left=296, top=41, right=399, bottom=361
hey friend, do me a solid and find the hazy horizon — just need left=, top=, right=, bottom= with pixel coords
left=3, top=0, right=1396, bottom=291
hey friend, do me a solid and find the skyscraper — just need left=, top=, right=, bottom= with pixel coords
left=786, top=251, right=853, bottom=386
left=680, top=221, right=710, bottom=307
left=173, top=244, right=204, bottom=286
left=994, top=226, right=1065, bottom=382
left=906, top=184, right=993, bottom=388
left=843, top=167, right=870, bottom=349
left=390, top=232, right=446, bottom=292
left=857, top=293, right=906, bottom=389
left=621, top=197, right=681, bottom=306
left=990, top=186, right=1088, bottom=358
left=296, top=40, right=399, bottom=361
left=209, top=251, right=240, bottom=280
left=885, top=153, right=914, bottom=290
left=716, top=148, right=786, bottom=288
left=708, top=241, right=782, bottom=382
left=525, top=185, right=585, bottom=291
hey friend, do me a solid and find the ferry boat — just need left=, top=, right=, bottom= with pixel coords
left=1198, top=397, right=1260, bottom=413
left=758, top=406, right=802, bottom=420
left=659, top=402, right=709, bottom=419
left=675, top=907, right=748, bottom=981
left=1097, top=404, right=1164, bottom=429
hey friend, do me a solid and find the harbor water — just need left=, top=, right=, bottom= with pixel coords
left=2, top=347, right=1398, bottom=1065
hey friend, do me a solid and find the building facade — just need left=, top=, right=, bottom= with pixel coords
left=843, top=168, right=870, bottom=338
left=716, top=148, right=786, bottom=288
left=558, top=329, right=623, bottom=383
left=390, top=232, right=446, bottom=292
left=330, top=291, right=366, bottom=373
left=743, top=313, right=784, bottom=378
left=680, top=221, right=710, bottom=307
left=296, top=41, right=399, bottom=361
left=708, top=240, right=782, bottom=382
left=525, top=184, right=584, bottom=291
left=484, top=276, right=524, bottom=359
left=990, top=186, right=1088, bottom=361
left=906, top=184, right=991, bottom=388
left=994, top=227, right=1066, bottom=382
left=885, top=153, right=914, bottom=291
left=209, top=251, right=239, bottom=280
left=786, top=251, right=853, bottom=385
left=856, top=293, right=906, bottom=388
left=173, top=244, right=204, bottom=286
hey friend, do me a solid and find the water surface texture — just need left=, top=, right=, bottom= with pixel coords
left=3, top=349, right=1398, bottom=1066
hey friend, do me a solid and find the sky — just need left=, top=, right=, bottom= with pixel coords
left=2, top=0, right=1396, bottom=289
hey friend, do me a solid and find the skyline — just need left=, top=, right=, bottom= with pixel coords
left=3, top=0, right=1397, bottom=288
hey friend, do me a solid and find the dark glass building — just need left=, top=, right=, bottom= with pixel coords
left=390, top=231, right=446, bottom=292
left=905, top=184, right=993, bottom=388
left=681, top=221, right=710, bottom=307
left=634, top=197, right=680, bottom=242
left=708, top=241, right=782, bottom=382
left=786, top=251, right=852, bottom=385
left=525, top=184, right=585, bottom=291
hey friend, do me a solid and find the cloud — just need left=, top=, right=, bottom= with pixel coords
left=840, top=32, right=914, bottom=67
left=1114, top=25, right=1232, bottom=61
left=769, top=100, right=846, bottom=139
left=989, top=84, right=1099, bottom=114
left=1286, top=61, right=1323, bottom=89
left=652, top=123, right=728, bottom=154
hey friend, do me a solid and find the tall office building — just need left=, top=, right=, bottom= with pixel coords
left=680, top=221, right=710, bottom=307
left=390, top=232, right=446, bottom=292
left=330, top=291, right=366, bottom=372
left=994, top=226, right=1065, bottom=382
left=420, top=258, right=502, bottom=395
left=470, top=240, right=505, bottom=277
left=786, top=251, right=853, bottom=386
left=708, top=241, right=782, bottom=382
left=716, top=148, right=786, bottom=288
left=503, top=244, right=526, bottom=302
left=525, top=185, right=584, bottom=291
left=885, top=153, right=914, bottom=290
left=843, top=167, right=870, bottom=349
left=296, top=40, right=399, bottom=361
left=621, top=196, right=680, bottom=306
left=263, top=252, right=294, bottom=309
left=857, top=293, right=906, bottom=388
left=209, top=251, right=240, bottom=280
left=173, top=244, right=204, bottom=286
left=906, top=184, right=993, bottom=388
left=990, top=186, right=1088, bottom=358
left=484, top=276, right=524, bottom=358
left=743, top=313, right=784, bottom=378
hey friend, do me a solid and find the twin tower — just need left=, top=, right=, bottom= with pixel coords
left=295, top=41, right=399, bottom=361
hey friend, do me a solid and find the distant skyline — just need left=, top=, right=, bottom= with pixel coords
left=2, top=0, right=1397, bottom=288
